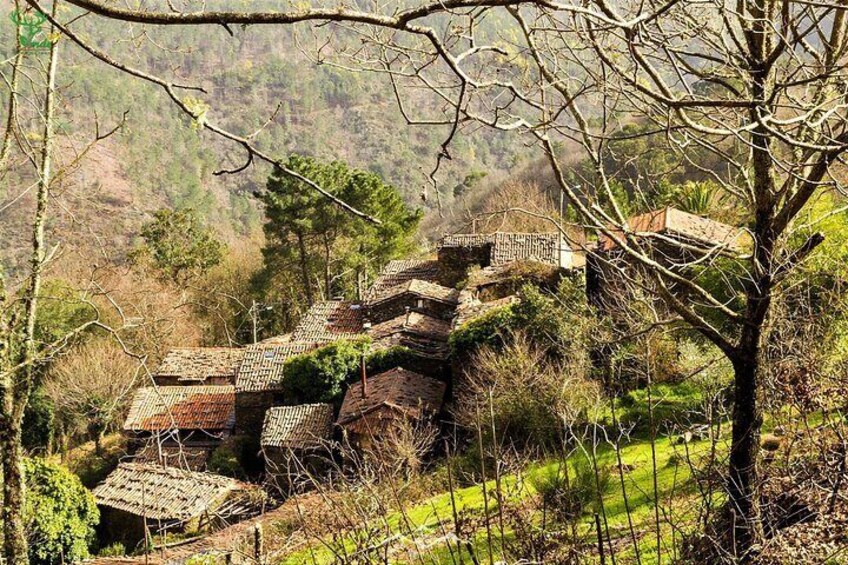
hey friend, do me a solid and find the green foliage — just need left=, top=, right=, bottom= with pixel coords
left=208, top=437, right=250, bottom=479
left=34, top=279, right=98, bottom=345
left=281, top=338, right=372, bottom=404
left=658, top=180, right=728, bottom=216
left=97, top=543, right=126, bottom=557
left=22, top=387, right=54, bottom=452
left=132, top=208, right=224, bottom=282
left=450, top=277, right=598, bottom=359
left=256, top=155, right=421, bottom=317
left=449, top=302, right=519, bottom=356
left=364, top=346, right=421, bottom=376
left=453, top=170, right=488, bottom=198
left=616, top=382, right=708, bottom=431
left=530, top=457, right=609, bottom=525
left=22, top=458, right=99, bottom=565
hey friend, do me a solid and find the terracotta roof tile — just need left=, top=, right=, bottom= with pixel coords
left=92, top=463, right=246, bottom=521
left=124, top=386, right=235, bottom=432
left=337, top=368, right=446, bottom=427
left=154, top=348, right=244, bottom=383
left=261, top=404, right=334, bottom=450
left=291, top=301, right=365, bottom=343
left=236, top=342, right=323, bottom=393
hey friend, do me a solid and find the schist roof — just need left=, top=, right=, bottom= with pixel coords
left=123, top=386, right=235, bottom=432
left=236, top=342, right=323, bottom=393
left=290, top=300, right=365, bottom=343
left=598, top=207, right=750, bottom=253
left=93, top=463, right=246, bottom=521
left=337, top=367, right=447, bottom=427
left=153, top=348, right=244, bottom=383
left=366, top=278, right=460, bottom=307
left=365, top=259, right=441, bottom=302
left=369, top=310, right=452, bottom=342
left=261, top=404, right=334, bottom=450
left=438, top=232, right=572, bottom=267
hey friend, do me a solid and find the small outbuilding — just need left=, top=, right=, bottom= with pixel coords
left=261, top=403, right=334, bottom=493
left=234, top=342, right=322, bottom=435
left=369, top=310, right=453, bottom=376
left=93, top=463, right=260, bottom=548
left=437, top=232, right=584, bottom=286
left=337, top=367, right=446, bottom=447
left=123, top=385, right=236, bottom=469
left=365, top=278, right=459, bottom=323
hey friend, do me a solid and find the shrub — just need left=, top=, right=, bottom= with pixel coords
left=23, top=387, right=55, bottom=453
left=208, top=438, right=249, bottom=479
left=449, top=302, right=519, bottom=356
left=97, top=543, right=126, bottom=557
left=281, top=338, right=371, bottom=403
left=23, top=458, right=99, bottom=565
left=455, top=333, right=602, bottom=449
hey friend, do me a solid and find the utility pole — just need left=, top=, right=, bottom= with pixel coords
left=251, top=299, right=258, bottom=344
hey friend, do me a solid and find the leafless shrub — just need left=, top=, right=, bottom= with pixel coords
left=456, top=332, right=604, bottom=451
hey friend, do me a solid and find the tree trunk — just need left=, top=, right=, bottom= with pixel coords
left=728, top=349, right=765, bottom=558
left=296, top=233, right=313, bottom=306
left=1, top=421, right=28, bottom=565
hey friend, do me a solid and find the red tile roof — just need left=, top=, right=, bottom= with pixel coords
left=124, top=386, right=235, bottom=432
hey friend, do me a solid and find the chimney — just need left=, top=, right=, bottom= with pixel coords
left=360, top=354, right=367, bottom=399
left=405, top=306, right=411, bottom=326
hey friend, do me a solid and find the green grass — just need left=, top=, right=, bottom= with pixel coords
left=278, top=433, right=722, bottom=564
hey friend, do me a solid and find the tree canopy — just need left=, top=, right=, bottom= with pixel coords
left=132, top=208, right=225, bottom=283
left=256, top=155, right=421, bottom=322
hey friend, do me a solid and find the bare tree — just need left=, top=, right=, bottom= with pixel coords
left=17, top=0, right=848, bottom=558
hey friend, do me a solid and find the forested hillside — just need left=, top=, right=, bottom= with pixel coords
left=0, top=6, right=524, bottom=273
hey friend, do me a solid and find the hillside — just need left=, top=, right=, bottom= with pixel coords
left=0, top=9, right=527, bottom=274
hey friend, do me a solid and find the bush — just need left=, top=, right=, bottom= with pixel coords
left=97, top=543, right=126, bottom=557
left=208, top=437, right=250, bottom=479
left=449, top=302, right=519, bottom=356
left=23, top=458, right=99, bottom=565
left=23, top=387, right=55, bottom=453
left=455, top=334, right=602, bottom=449
left=281, top=338, right=371, bottom=403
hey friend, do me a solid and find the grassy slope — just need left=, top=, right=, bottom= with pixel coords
left=279, top=435, right=720, bottom=565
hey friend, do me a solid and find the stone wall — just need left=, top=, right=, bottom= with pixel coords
left=235, top=391, right=275, bottom=436
left=437, top=245, right=492, bottom=287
